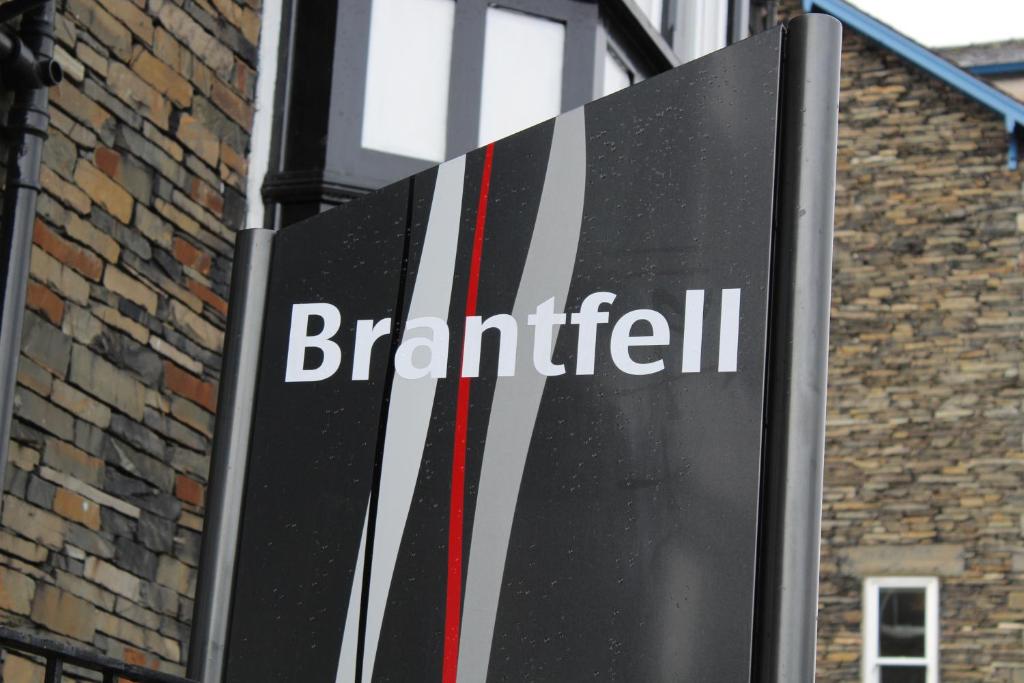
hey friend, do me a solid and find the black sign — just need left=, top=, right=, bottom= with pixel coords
left=221, top=25, right=824, bottom=682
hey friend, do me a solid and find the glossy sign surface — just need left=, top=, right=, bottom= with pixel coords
left=226, top=27, right=783, bottom=682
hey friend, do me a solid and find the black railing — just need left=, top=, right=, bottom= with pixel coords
left=0, top=626, right=197, bottom=683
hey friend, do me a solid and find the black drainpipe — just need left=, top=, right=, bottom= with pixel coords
left=0, top=0, right=62, bottom=513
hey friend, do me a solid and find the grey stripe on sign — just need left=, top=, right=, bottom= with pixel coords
left=362, top=155, right=466, bottom=683
left=333, top=155, right=467, bottom=683
left=457, top=107, right=587, bottom=683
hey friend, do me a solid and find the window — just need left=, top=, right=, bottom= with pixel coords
left=602, top=48, right=633, bottom=96
left=676, top=0, right=728, bottom=63
left=263, top=0, right=703, bottom=223
left=597, top=15, right=660, bottom=99
left=362, top=0, right=456, bottom=161
left=601, top=37, right=646, bottom=97
left=862, top=577, right=939, bottom=683
left=314, top=0, right=600, bottom=190
left=479, top=6, right=566, bottom=145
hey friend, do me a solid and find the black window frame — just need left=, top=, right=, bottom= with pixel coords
left=263, top=0, right=688, bottom=225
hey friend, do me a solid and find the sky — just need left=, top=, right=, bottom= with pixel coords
left=850, top=0, right=1024, bottom=47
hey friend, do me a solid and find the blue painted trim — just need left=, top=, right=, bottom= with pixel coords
left=968, top=62, right=1024, bottom=77
left=803, top=0, right=1024, bottom=168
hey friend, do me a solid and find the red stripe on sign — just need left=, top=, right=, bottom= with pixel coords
left=442, top=143, right=494, bottom=683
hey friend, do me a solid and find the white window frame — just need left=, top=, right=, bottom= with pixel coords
left=862, top=576, right=940, bottom=683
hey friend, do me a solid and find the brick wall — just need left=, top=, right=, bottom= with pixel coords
left=816, top=28, right=1024, bottom=683
left=0, top=0, right=258, bottom=677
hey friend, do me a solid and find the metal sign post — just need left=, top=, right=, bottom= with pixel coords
left=755, top=14, right=842, bottom=682
left=191, top=16, right=841, bottom=682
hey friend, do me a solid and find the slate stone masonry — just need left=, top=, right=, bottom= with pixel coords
left=815, top=27, right=1024, bottom=683
left=0, top=0, right=258, bottom=677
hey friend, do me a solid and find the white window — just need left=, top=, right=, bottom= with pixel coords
left=600, top=28, right=649, bottom=98
left=862, top=577, right=939, bottom=683
left=676, top=0, right=728, bottom=63
left=260, top=0, right=683, bottom=211
left=362, top=0, right=457, bottom=161
left=478, top=6, right=566, bottom=146
left=603, top=49, right=633, bottom=96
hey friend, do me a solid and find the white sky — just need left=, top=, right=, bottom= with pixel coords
left=849, top=0, right=1024, bottom=47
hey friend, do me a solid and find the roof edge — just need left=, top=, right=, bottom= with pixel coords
left=803, top=0, right=1024, bottom=169
left=967, top=62, right=1024, bottom=77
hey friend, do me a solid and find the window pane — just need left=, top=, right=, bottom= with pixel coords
left=633, top=0, right=663, bottom=30
left=704, top=0, right=729, bottom=53
left=362, top=0, right=455, bottom=161
left=479, top=7, right=565, bottom=146
left=879, top=588, right=927, bottom=657
left=678, top=0, right=728, bottom=63
left=880, top=665, right=927, bottom=683
left=603, top=50, right=632, bottom=96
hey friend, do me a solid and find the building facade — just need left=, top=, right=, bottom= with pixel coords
left=0, top=0, right=1020, bottom=681
left=0, top=0, right=259, bottom=677
left=809, top=8, right=1024, bottom=683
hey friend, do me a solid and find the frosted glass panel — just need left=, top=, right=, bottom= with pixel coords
left=603, top=51, right=632, bottom=96
left=479, top=7, right=565, bottom=146
left=634, top=0, right=664, bottom=30
left=362, top=0, right=455, bottom=161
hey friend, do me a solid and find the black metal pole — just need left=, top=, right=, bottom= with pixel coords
left=755, top=13, right=841, bottom=683
left=188, top=227, right=274, bottom=683
left=0, top=0, right=60, bottom=514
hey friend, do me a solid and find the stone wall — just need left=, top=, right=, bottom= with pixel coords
left=0, top=0, right=258, bottom=677
left=816, top=28, right=1024, bottom=683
